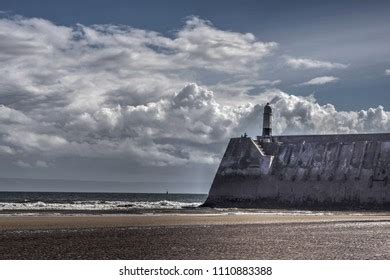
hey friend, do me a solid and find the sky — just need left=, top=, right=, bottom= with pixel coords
left=0, top=0, right=389, bottom=192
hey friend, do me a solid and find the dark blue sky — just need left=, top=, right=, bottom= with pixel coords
left=1, top=1, right=389, bottom=34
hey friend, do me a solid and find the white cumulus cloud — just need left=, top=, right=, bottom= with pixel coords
left=286, top=57, right=348, bottom=69
left=268, top=93, right=390, bottom=135
left=299, top=76, right=339, bottom=86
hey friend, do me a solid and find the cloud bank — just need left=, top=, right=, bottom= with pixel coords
left=0, top=15, right=388, bottom=171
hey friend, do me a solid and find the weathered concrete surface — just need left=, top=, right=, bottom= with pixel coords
left=204, top=134, right=390, bottom=209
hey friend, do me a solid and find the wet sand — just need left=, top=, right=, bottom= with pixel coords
left=1, top=213, right=390, bottom=259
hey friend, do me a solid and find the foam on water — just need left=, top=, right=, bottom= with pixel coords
left=0, top=200, right=202, bottom=211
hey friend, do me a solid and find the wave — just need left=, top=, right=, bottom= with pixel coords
left=0, top=200, right=202, bottom=211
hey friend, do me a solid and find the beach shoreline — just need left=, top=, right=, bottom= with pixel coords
left=1, top=211, right=390, bottom=230
left=1, top=212, right=390, bottom=259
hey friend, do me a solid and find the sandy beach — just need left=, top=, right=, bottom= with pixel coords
left=1, top=212, right=390, bottom=259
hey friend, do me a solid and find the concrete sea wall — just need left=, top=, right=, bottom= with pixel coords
left=204, top=134, right=390, bottom=209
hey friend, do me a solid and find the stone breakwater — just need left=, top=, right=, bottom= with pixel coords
left=203, top=134, right=390, bottom=209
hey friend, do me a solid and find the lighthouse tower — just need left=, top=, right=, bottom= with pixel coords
left=262, top=102, right=272, bottom=139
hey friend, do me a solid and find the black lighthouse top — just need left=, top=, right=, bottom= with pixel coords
left=264, top=102, right=272, bottom=114
left=262, top=102, right=272, bottom=138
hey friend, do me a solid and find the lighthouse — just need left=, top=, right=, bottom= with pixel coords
left=262, top=102, right=272, bottom=139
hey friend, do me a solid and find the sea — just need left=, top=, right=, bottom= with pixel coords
left=0, top=191, right=357, bottom=216
left=0, top=192, right=208, bottom=214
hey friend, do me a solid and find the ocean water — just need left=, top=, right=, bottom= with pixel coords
left=0, top=192, right=208, bottom=212
left=0, top=192, right=362, bottom=217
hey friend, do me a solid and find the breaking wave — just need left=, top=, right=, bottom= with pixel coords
left=0, top=200, right=202, bottom=211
